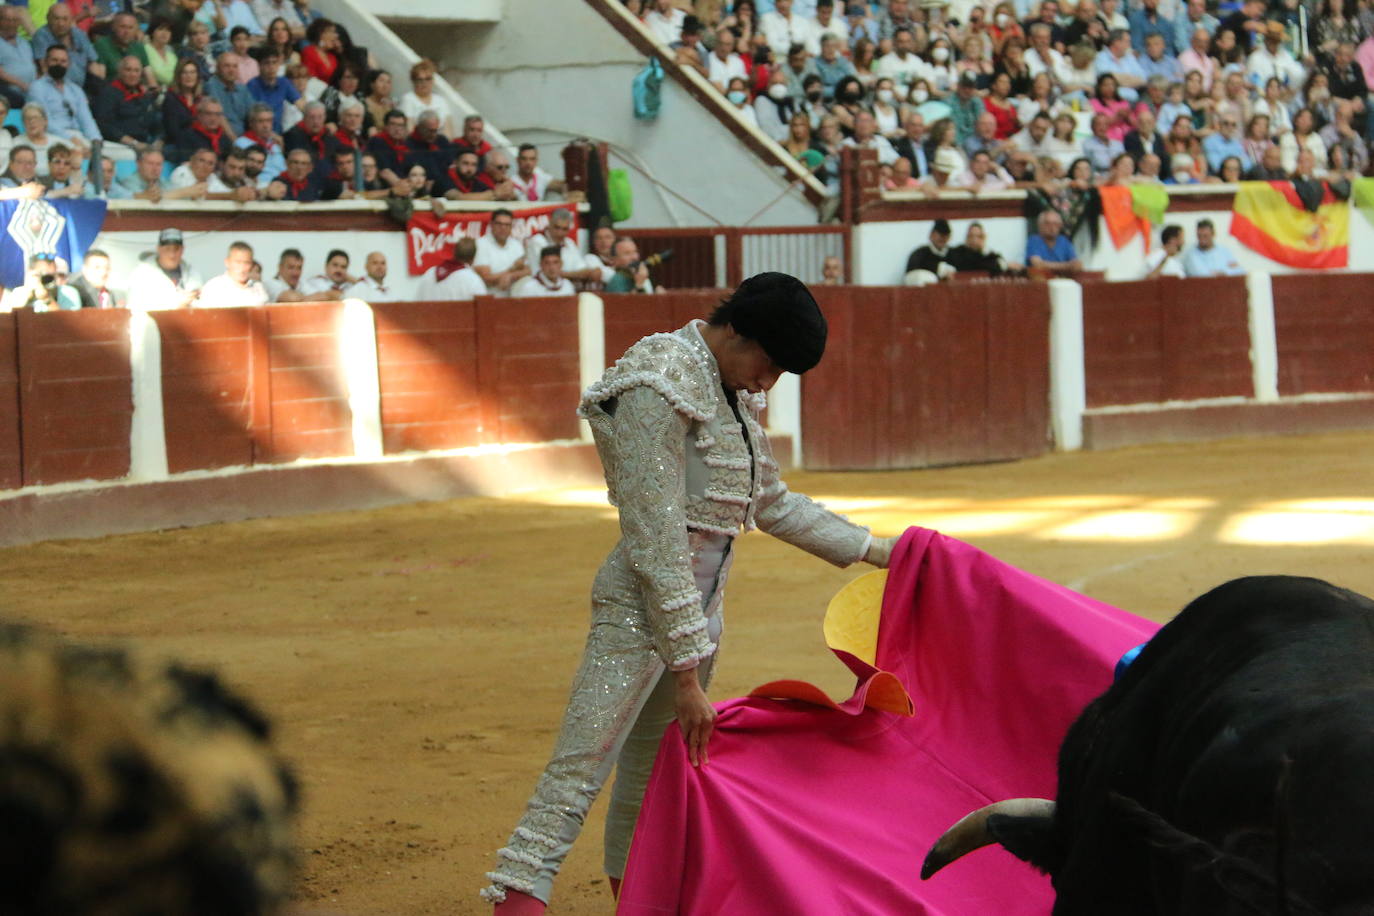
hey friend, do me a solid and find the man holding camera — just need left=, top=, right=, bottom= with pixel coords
left=604, top=237, right=656, bottom=294
left=1, top=253, right=81, bottom=311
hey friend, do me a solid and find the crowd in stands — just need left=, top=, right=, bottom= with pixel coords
left=631, top=0, right=1374, bottom=194
left=0, top=209, right=662, bottom=310
left=0, top=1, right=567, bottom=204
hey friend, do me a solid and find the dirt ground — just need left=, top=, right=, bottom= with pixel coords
left=3, top=431, right=1373, bottom=915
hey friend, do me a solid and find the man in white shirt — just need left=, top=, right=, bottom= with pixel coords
left=510, top=144, right=564, bottom=202
left=299, top=249, right=354, bottom=299
left=1010, top=112, right=1057, bottom=158
left=345, top=252, right=396, bottom=302
left=810, top=0, right=848, bottom=47
left=511, top=246, right=576, bottom=297
left=761, top=0, right=818, bottom=57
left=198, top=241, right=270, bottom=308
left=1025, top=23, right=1071, bottom=83
left=473, top=208, right=531, bottom=296
left=643, top=0, right=685, bottom=46
left=417, top=237, right=487, bottom=301
left=1246, top=20, right=1306, bottom=92
left=264, top=248, right=305, bottom=302
left=126, top=229, right=203, bottom=311
left=873, top=27, right=930, bottom=87
left=707, top=26, right=749, bottom=92
left=1143, top=224, right=1186, bottom=278
left=841, top=111, right=899, bottom=164
left=524, top=208, right=600, bottom=284
left=946, top=150, right=1016, bottom=191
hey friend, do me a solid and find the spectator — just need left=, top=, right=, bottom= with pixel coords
left=1139, top=32, right=1181, bottom=84
left=1095, top=28, right=1145, bottom=93
left=1318, top=99, right=1368, bottom=175
left=435, top=149, right=494, bottom=200
left=404, top=108, right=449, bottom=175
left=1026, top=209, right=1082, bottom=274
left=644, top=0, right=685, bottom=46
left=1176, top=28, right=1215, bottom=92
left=162, top=58, right=202, bottom=154
left=198, top=240, right=270, bottom=307
left=345, top=251, right=394, bottom=301
left=65, top=248, right=116, bottom=309
left=891, top=111, right=929, bottom=177
left=0, top=5, right=37, bottom=109
left=471, top=207, right=530, bottom=295
left=16, top=104, right=65, bottom=175
left=983, top=71, right=1021, bottom=140
left=525, top=207, right=599, bottom=284
left=299, top=247, right=353, bottom=298
left=1240, top=112, right=1272, bottom=164
left=843, top=110, right=899, bottom=164
left=1322, top=41, right=1366, bottom=111
left=1182, top=218, right=1241, bottom=276
left=243, top=143, right=271, bottom=188
left=451, top=113, right=492, bottom=164
left=882, top=0, right=920, bottom=44
left=366, top=108, right=411, bottom=187
left=761, top=0, right=816, bottom=57
left=708, top=25, right=748, bottom=92
left=300, top=18, right=341, bottom=83
left=1246, top=21, right=1305, bottom=93
left=283, top=99, right=336, bottom=166
left=180, top=20, right=216, bottom=83
left=1064, top=0, right=1107, bottom=51
left=127, top=229, right=202, bottom=311
left=1251, top=76, right=1292, bottom=136
left=510, top=142, right=562, bottom=202
left=363, top=68, right=396, bottom=129
left=320, top=146, right=365, bottom=199
left=1013, top=111, right=1058, bottom=160
left=884, top=154, right=920, bottom=189
left=254, top=0, right=303, bottom=38
left=962, top=111, right=1004, bottom=161
left=1217, top=0, right=1266, bottom=54
left=1143, top=224, right=1185, bottom=277
left=260, top=16, right=301, bottom=71
left=603, top=236, right=654, bottom=293
left=1, top=252, right=80, bottom=311
left=404, top=162, right=433, bottom=199
left=93, top=12, right=147, bottom=74
left=266, top=147, right=321, bottom=200
left=184, top=96, right=232, bottom=158
left=109, top=146, right=165, bottom=200
left=167, top=146, right=217, bottom=199
left=779, top=43, right=819, bottom=102
left=1024, top=22, right=1070, bottom=84
left=813, top=32, right=856, bottom=99
left=870, top=76, right=904, bottom=139
left=669, top=15, right=707, bottom=77
left=1059, top=40, right=1099, bottom=97
left=29, top=45, right=100, bottom=150
left=904, top=219, right=956, bottom=286
left=142, top=17, right=179, bottom=89
left=1082, top=113, right=1125, bottom=172
left=226, top=27, right=259, bottom=85
left=207, top=147, right=259, bottom=200
left=333, top=98, right=367, bottom=153
left=582, top=223, right=616, bottom=289
left=1124, top=107, right=1170, bottom=178
left=1292, top=147, right=1323, bottom=181
left=820, top=253, right=842, bottom=284
left=1279, top=107, right=1326, bottom=174
left=93, top=55, right=160, bottom=152
left=1128, top=0, right=1175, bottom=55
left=1042, top=112, right=1082, bottom=169
left=1202, top=113, right=1251, bottom=174
left=1171, top=0, right=1216, bottom=62
left=38, top=143, right=83, bottom=197
left=416, top=236, right=486, bottom=301
left=949, top=72, right=983, bottom=143
left=1136, top=152, right=1164, bottom=181
left=264, top=247, right=305, bottom=301
left=221, top=0, right=264, bottom=41
left=949, top=148, right=1015, bottom=191
left=209, top=53, right=254, bottom=135
left=955, top=34, right=995, bottom=89
left=811, top=0, right=846, bottom=45
left=511, top=245, right=575, bottom=297
left=1090, top=73, right=1140, bottom=141
left=321, top=61, right=367, bottom=126
left=1212, top=155, right=1244, bottom=182
left=247, top=47, right=300, bottom=133
left=236, top=103, right=286, bottom=176
left=949, top=221, right=1018, bottom=275
left=720, top=0, right=759, bottom=50
left=399, top=58, right=455, bottom=137
left=30, top=4, right=99, bottom=91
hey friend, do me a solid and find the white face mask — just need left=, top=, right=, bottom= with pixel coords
left=727, top=90, right=748, bottom=105
left=932, top=46, right=950, bottom=62
left=877, top=88, right=895, bottom=103
left=768, top=83, right=790, bottom=100
left=912, top=87, right=930, bottom=102
left=996, top=12, right=1012, bottom=26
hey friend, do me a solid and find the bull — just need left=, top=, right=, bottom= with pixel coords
left=923, top=575, right=1374, bottom=915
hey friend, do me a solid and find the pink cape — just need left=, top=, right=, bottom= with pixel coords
left=617, top=527, right=1159, bottom=914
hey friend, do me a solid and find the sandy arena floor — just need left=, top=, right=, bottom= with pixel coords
left=3, top=431, right=1373, bottom=915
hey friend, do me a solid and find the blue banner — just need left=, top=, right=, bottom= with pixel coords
left=1, top=199, right=108, bottom=288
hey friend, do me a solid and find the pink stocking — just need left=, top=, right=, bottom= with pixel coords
left=493, top=890, right=546, bottom=915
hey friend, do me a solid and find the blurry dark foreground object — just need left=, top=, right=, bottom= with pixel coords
left=0, top=623, right=298, bottom=916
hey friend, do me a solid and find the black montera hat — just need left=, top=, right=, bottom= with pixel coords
left=725, top=272, right=827, bottom=375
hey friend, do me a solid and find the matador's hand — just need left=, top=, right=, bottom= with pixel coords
left=673, top=668, right=716, bottom=768
left=864, top=535, right=899, bottom=569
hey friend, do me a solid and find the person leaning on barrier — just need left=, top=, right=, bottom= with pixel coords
left=948, top=221, right=1021, bottom=275
left=511, top=246, right=576, bottom=298
left=346, top=251, right=395, bottom=302
left=208, top=147, right=261, bottom=201
left=473, top=207, right=531, bottom=295
left=199, top=240, right=270, bottom=307
left=265, top=248, right=306, bottom=302
left=524, top=208, right=600, bottom=285
left=1142, top=224, right=1186, bottom=278
left=1026, top=209, right=1082, bottom=276
left=127, top=228, right=203, bottom=310
left=417, top=236, right=487, bottom=302
left=299, top=248, right=355, bottom=299
left=0, top=252, right=81, bottom=312
left=64, top=248, right=118, bottom=309
left=604, top=236, right=655, bottom=294
left=904, top=218, right=956, bottom=286
left=38, top=143, right=85, bottom=198
left=585, top=224, right=617, bottom=290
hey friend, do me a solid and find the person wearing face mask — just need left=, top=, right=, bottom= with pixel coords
left=724, top=76, right=759, bottom=127
left=923, top=41, right=956, bottom=98
left=829, top=75, right=867, bottom=133
left=871, top=77, right=905, bottom=137
left=875, top=27, right=931, bottom=89
left=754, top=68, right=799, bottom=141
left=799, top=73, right=827, bottom=127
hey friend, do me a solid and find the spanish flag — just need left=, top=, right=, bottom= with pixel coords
left=1230, top=181, right=1349, bottom=269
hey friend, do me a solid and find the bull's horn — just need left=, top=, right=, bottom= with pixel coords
left=921, top=798, right=1056, bottom=880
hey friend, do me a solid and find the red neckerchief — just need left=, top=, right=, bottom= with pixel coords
left=335, top=127, right=361, bottom=149
left=115, top=79, right=145, bottom=102
left=533, top=271, right=563, bottom=291
left=297, top=125, right=328, bottom=159
left=374, top=132, right=409, bottom=167
left=444, top=168, right=494, bottom=194
left=276, top=170, right=309, bottom=197
left=407, top=130, right=439, bottom=151
left=171, top=92, right=195, bottom=115
left=515, top=170, right=539, bottom=201
left=455, top=138, right=492, bottom=158
left=434, top=259, right=469, bottom=282
left=192, top=123, right=226, bottom=154
left=242, top=129, right=276, bottom=150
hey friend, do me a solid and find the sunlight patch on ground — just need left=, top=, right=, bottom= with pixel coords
left=1219, top=499, right=1374, bottom=546
left=1040, top=510, right=1198, bottom=541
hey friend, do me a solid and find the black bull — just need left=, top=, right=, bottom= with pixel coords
left=923, top=575, right=1374, bottom=915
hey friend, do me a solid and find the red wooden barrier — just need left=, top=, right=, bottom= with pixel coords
left=802, top=284, right=1051, bottom=470
left=372, top=300, right=481, bottom=453
left=266, top=304, right=354, bottom=460
left=0, top=314, right=21, bottom=489
left=1272, top=273, right=1374, bottom=396
left=17, top=309, right=133, bottom=485
left=474, top=296, right=581, bottom=444
left=1082, top=277, right=1250, bottom=408
left=601, top=290, right=720, bottom=366
left=154, top=308, right=258, bottom=473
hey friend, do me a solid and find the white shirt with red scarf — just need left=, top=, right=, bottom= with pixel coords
left=417, top=261, right=487, bottom=301
left=510, top=166, right=553, bottom=202
left=510, top=272, right=574, bottom=297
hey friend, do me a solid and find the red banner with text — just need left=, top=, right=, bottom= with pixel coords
left=405, top=205, right=578, bottom=275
